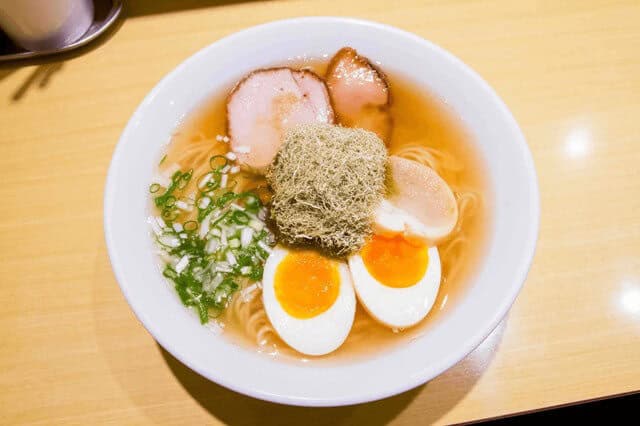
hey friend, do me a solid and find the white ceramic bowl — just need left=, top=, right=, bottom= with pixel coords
left=104, top=17, right=539, bottom=407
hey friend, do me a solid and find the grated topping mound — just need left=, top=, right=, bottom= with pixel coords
left=267, top=123, right=387, bottom=256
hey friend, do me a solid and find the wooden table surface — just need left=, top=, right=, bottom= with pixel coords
left=1, top=0, right=639, bottom=424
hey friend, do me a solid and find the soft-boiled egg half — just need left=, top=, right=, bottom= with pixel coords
left=385, top=155, right=458, bottom=245
left=349, top=156, right=452, bottom=328
left=349, top=230, right=441, bottom=329
left=262, top=246, right=356, bottom=356
left=372, top=200, right=439, bottom=245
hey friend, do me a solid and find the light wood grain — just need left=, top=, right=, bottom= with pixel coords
left=1, top=0, right=639, bottom=424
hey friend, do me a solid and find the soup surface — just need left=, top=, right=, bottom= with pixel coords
left=154, top=58, right=490, bottom=363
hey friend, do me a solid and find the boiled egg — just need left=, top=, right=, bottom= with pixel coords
left=385, top=155, right=458, bottom=245
left=348, top=234, right=441, bottom=328
left=372, top=199, right=435, bottom=245
left=262, top=246, right=356, bottom=355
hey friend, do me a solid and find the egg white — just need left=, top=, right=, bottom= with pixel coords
left=348, top=246, right=441, bottom=329
left=373, top=200, right=451, bottom=246
left=262, top=246, right=356, bottom=356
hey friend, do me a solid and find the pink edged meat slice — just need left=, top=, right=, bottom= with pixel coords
left=227, top=67, right=334, bottom=172
left=325, top=47, right=392, bottom=143
left=293, top=70, right=334, bottom=123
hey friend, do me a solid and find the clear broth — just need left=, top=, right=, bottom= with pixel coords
left=158, top=60, right=490, bottom=364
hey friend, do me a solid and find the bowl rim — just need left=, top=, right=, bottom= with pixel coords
left=104, top=16, right=540, bottom=406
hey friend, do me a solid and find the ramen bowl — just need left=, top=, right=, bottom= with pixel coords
left=104, top=17, right=539, bottom=406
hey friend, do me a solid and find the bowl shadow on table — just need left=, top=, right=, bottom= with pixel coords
left=92, top=240, right=507, bottom=424
left=159, top=317, right=508, bottom=425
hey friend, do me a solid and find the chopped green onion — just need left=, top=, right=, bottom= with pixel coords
left=249, top=219, right=264, bottom=231
left=198, top=171, right=219, bottom=190
left=149, top=218, right=163, bottom=236
left=226, top=251, right=237, bottom=265
left=158, top=234, right=180, bottom=248
left=175, top=255, right=190, bottom=273
left=161, top=208, right=179, bottom=221
left=232, top=210, right=250, bottom=225
left=175, top=200, right=191, bottom=211
left=177, top=169, right=193, bottom=189
left=240, top=227, right=253, bottom=247
left=243, top=193, right=261, bottom=212
left=209, top=155, right=228, bottom=171
left=205, top=238, right=219, bottom=253
left=151, top=163, right=272, bottom=324
left=184, top=221, right=198, bottom=232
left=163, top=266, right=178, bottom=280
left=257, top=240, right=272, bottom=253
left=217, top=191, right=238, bottom=207
left=198, top=197, right=211, bottom=209
left=215, top=263, right=232, bottom=273
left=249, top=266, right=263, bottom=281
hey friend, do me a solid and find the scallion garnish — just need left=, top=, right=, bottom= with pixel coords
left=232, top=210, right=250, bottom=225
left=149, top=161, right=274, bottom=324
left=184, top=220, right=198, bottom=232
left=209, top=155, right=228, bottom=171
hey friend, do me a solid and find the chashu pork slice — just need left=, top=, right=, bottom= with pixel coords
left=325, top=47, right=392, bottom=143
left=227, top=68, right=334, bottom=171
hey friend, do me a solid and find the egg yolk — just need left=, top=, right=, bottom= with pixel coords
left=274, top=250, right=340, bottom=319
left=361, top=234, right=429, bottom=288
